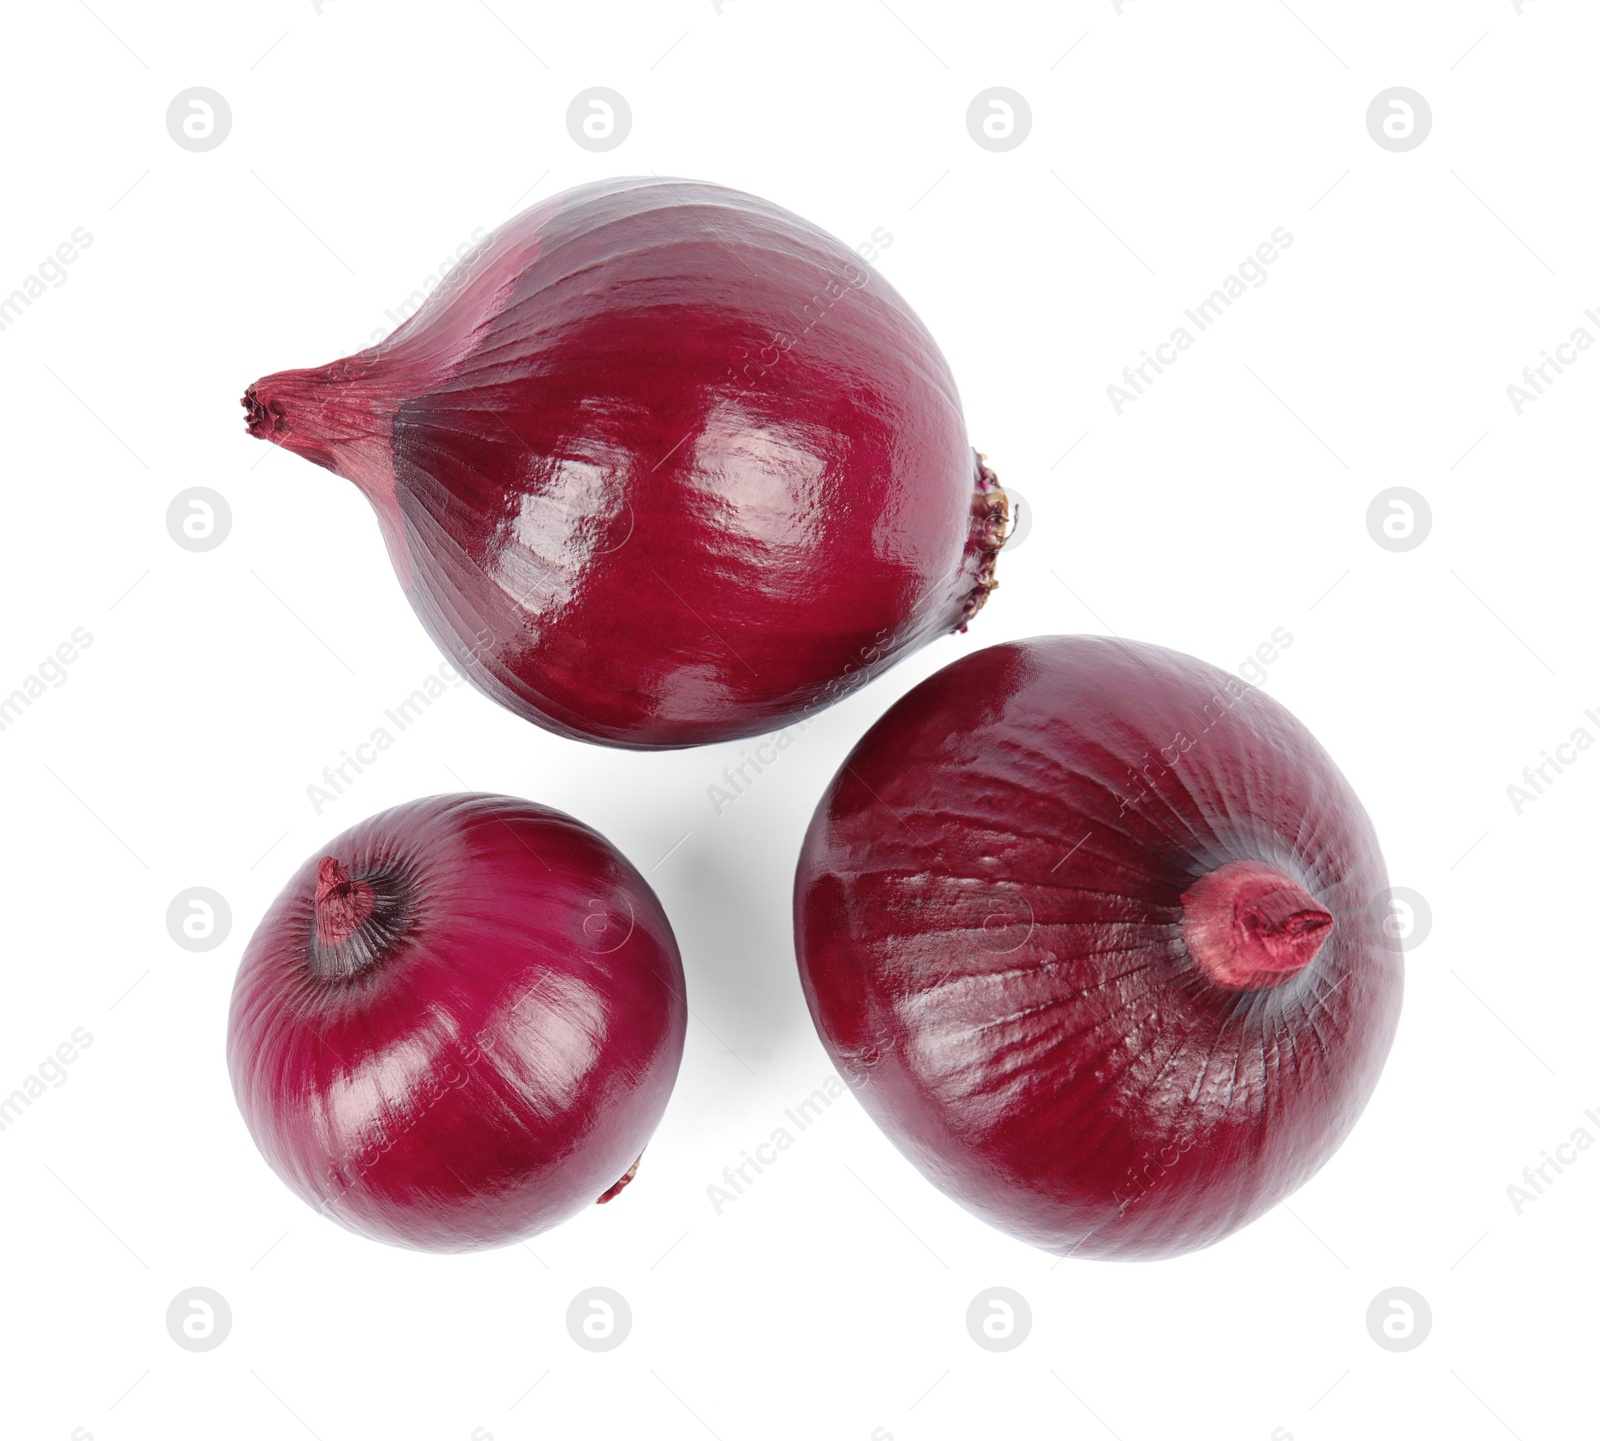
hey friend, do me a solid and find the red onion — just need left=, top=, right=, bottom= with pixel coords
left=243, top=177, right=1007, bottom=749
left=794, top=636, right=1402, bottom=1260
left=227, top=793, right=685, bottom=1252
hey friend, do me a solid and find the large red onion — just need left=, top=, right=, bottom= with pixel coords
left=227, top=793, right=685, bottom=1252
left=244, top=177, right=1007, bottom=749
left=795, top=637, right=1402, bottom=1260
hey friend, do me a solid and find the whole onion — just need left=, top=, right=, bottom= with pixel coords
left=227, top=793, right=686, bottom=1252
left=244, top=177, right=1007, bottom=749
left=795, top=637, right=1402, bottom=1260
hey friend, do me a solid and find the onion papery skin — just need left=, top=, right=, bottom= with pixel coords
left=244, top=177, right=1007, bottom=750
left=794, top=637, right=1403, bottom=1261
left=227, top=794, right=686, bottom=1253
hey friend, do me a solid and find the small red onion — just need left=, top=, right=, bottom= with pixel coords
left=795, top=636, right=1402, bottom=1260
left=227, top=793, right=685, bottom=1252
left=244, top=177, right=1007, bottom=750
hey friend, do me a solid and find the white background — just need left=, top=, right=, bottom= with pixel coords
left=0, top=2, right=1592, bottom=1438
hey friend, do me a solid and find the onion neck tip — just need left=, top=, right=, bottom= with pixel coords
left=1180, top=860, right=1332, bottom=991
left=240, top=366, right=402, bottom=513
left=241, top=384, right=280, bottom=439
left=314, top=857, right=376, bottom=948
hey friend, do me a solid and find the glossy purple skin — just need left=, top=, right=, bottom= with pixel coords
left=227, top=794, right=686, bottom=1253
left=795, top=637, right=1403, bottom=1260
left=245, top=177, right=1006, bottom=750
